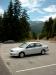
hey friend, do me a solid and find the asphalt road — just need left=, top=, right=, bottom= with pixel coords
left=0, top=56, right=11, bottom=75
left=0, top=40, right=56, bottom=75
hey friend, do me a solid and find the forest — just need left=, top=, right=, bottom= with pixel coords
left=0, top=0, right=56, bottom=42
left=39, top=17, right=56, bottom=39
left=0, top=0, right=31, bottom=42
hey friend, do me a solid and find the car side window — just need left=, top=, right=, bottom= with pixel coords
left=26, top=43, right=34, bottom=48
left=34, top=43, right=42, bottom=47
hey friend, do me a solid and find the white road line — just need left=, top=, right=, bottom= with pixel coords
left=16, top=64, right=56, bottom=73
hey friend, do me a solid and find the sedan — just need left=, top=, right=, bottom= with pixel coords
left=10, top=42, right=49, bottom=58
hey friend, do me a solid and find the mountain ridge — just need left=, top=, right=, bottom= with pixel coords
left=29, top=21, right=44, bottom=33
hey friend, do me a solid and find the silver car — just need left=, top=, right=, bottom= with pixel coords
left=10, top=42, right=49, bottom=58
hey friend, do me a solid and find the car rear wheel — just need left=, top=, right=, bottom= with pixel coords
left=19, top=52, right=25, bottom=58
left=41, top=50, right=45, bottom=55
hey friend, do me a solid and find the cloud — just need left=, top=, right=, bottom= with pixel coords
left=20, top=0, right=45, bottom=7
left=43, top=5, right=56, bottom=13
left=20, top=0, right=45, bottom=9
left=19, top=0, right=45, bottom=14
left=20, top=0, right=29, bottom=4
left=37, top=14, right=56, bottom=22
left=0, top=7, right=4, bottom=15
left=27, top=7, right=44, bottom=14
left=19, top=0, right=56, bottom=22
left=20, top=0, right=38, bottom=8
left=20, top=0, right=45, bottom=4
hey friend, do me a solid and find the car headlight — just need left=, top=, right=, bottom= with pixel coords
left=47, top=47, right=48, bottom=48
left=10, top=50, right=14, bottom=52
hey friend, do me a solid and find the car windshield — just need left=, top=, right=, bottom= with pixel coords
left=19, top=43, right=28, bottom=48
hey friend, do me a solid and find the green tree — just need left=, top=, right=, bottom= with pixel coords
left=0, top=16, right=3, bottom=41
left=7, top=0, right=14, bottom=40
left=2, top=0, right=14, bottom=41
left=53, top=18, right=56, bottom=36
left=13, top=0, right=22, bottom=41
left=1, top=0, right=31, bottom=41
left=14, top=0, right=21, bottom=19
left=20, top=9, right=31, bottom=40
left=48, top=17, right=53, bottom=37
left=2, top=11, right=8, bottom=41
left=41, top=17, right=53, bottom=39
left=2, top=0, right=22, bottom=41
left=32, top=32, right=37, bottom=40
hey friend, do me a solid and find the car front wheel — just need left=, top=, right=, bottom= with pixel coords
left=41, top=50, right=45, bottom=55
left=19, top=52, right=25, bottom=58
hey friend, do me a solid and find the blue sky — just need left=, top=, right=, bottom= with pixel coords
left=0, top=0, right=56, bottom=21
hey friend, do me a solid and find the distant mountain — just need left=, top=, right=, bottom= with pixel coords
left=29, top=21, right=44, bottom=34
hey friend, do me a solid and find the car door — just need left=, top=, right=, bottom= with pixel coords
left=34, top=43, right=42, bottom=53
left=25, top=43, right=35, bottom=55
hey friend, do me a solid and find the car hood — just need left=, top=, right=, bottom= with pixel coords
left=10, top=47, right=24, bottom=51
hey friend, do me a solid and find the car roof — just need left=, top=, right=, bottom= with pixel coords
left=25, top=41, right=41, bottom=44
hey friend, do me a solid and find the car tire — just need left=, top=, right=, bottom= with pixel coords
left=19, top=52, right=25, bottom=58
left=41, top=50, right=45, bottom=55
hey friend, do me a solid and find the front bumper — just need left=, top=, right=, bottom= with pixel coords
left=45, top=48, right=49, bottom=52
left=10, top=52, right=18, bottom=56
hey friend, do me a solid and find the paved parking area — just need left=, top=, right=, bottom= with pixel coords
left=0, top=40, right=56, bottom=75
left=0, top=56, right=11, bottom=75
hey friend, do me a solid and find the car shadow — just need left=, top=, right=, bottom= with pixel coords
left=10, top=53, right=49, bottom=59
left=25, top=53, right=49, bottom=58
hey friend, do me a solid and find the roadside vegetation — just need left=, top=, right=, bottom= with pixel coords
left=0, top=0, right=31, bottom=42
left=0, top=0, right=56, bottom=42
left=39, top=17, right=56, bottom=40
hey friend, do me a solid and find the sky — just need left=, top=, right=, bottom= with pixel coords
left=0, top=0, right=56, bottom=22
